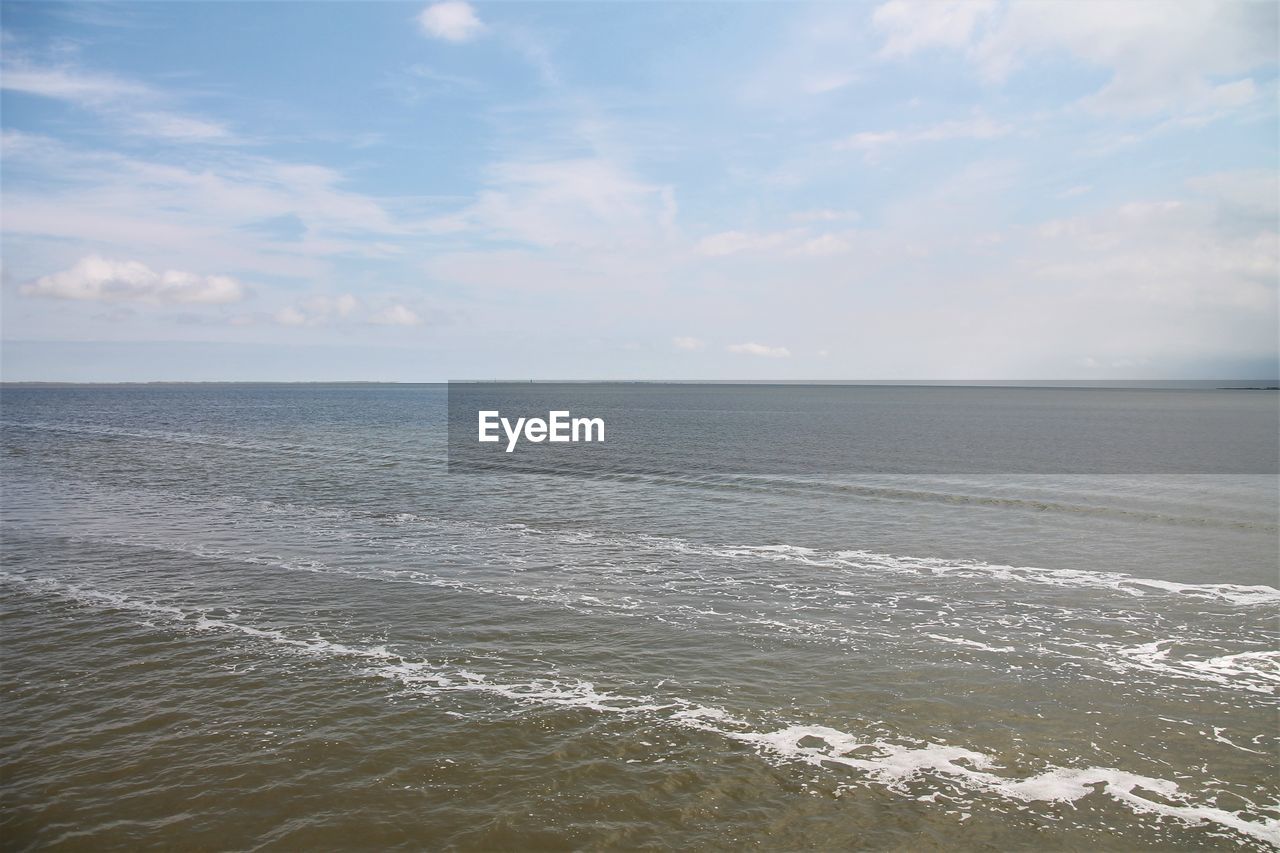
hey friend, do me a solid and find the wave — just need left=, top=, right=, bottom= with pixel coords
left=369, top=513, right=1280, bottom=609
left=7, top=419, right=1275, bottom=532
left=4, top=571, right=1276, bottom=848
left=11, top=521, right=1280, bottom=700
left=16, top=471, right=1274, bottom=609
left=570, top=536, right=1280, bottom=608
left=193, top=492, right=1280, bottom=609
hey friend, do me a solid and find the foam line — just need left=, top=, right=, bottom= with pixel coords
left=4, top=571, right=1277, bottom=847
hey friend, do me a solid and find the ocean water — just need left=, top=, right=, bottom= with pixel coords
left=1, top=383, right=1277, bottom=850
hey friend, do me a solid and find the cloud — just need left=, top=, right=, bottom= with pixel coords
left=21, top=256, right=244, bottom=304
left=274, top=306, right=308, bottom=327
left=0, top=60, right=235, bottom=142
left=333, top=294, right=359, bottom=316
left=0, top=63, right=149, bottom=103
left=0, top=132, right=411, bottom=283
left=371, top=304, right=423, bottom=326
left=790, top=209, right=860, bottom=223
left=1186, top=170, right=1280, bottom=228
left=695, top=230, right=794, bottom=257
left=417, top=2, right=485, bottom=42
left=727, top=342, right=791, bottom=358
left=736, top=5, right=869, bottom=103
left=695, top=228, right=853, bottom=258
left=672, top=336, right=705, bottom=351
left=872, top=0, right=1276, bottom=119
left=874, top=0, right=996, bottom=59
left=271, top=294, right=360, bottom=326
left=466, top=158, right=677, bottom=248
left=1030, top=192, right=1277, bottom=312
left=802, top=72, right=859, bottom=95
left=391, top=64, right=483, bottom=102
left=838, top=115, right=1011, bottom=157
left=130, top=111, right=233, bottom=142
left=795, top=234, right=851, bottom=256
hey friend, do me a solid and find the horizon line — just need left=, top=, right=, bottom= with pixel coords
left=3, top=379, right=1277, bottom=388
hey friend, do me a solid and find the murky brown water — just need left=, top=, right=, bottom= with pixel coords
left=2, top=385, right=1277, bottom=849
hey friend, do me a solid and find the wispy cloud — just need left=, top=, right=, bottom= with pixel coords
left=874, top=0, right=995, bottom=59
left=727, top=342, right=791, bottom=358
left=1, top=131, right=414, bottom=279
left=672, top=336, right=705, bottom=351
left=0, top=60, right=236, bottom=142
left=463, top=158, right=677, bottom=249
left=271, top=295, right=359, bottom=327
left=1, top=63, right=150, bottom=102
left=873, top=0, right=1275, bottom=120
left=838, top=115, right=1011, bottom=158
left=695, top=228, right=853, bottom=258
left=790, top=209, right=860, bottom=223
left=370, top=304, right=423, bottom=326
left=695, top=230, right=794, bottom=257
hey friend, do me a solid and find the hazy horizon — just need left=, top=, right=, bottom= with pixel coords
left=2, top=378, right=1278, bottom=388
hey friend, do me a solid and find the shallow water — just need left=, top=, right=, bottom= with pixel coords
left=1, top=384, right=1277, bottom=850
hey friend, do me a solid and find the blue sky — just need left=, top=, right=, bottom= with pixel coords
left=1, top=0, right=1277, bottom=381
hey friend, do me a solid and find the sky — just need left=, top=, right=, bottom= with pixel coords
left=1, top=0, right=1277, bottom=381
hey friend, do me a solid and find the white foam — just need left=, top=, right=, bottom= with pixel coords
left=509, top=525, right=1280, bottom=608
left=32, top=530, right=1278, bottom=699
left=1110, top=641, right=1280, bottom=695
left=720, top=726, right=1280, bottom=846
left=923, top=633, right=1016, bottom=653
left=5, top=571, right=1276, bottom=846
left=1212, top=727, right=1268, bottom=756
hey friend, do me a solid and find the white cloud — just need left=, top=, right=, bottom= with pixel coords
left=417, top=2, right=485, bottom=42
left=727, top=342, right=791, bottom=358
left=333, top=294, right=359, bottom=316
left=393, top=64, right=483, bottom=102
left=737, top=5, right=869, bottom=103
left=695, top=230, right=794, bottom=257
left=466, top=158, right=676, bottom=248
left=130, top=111, right=233, bottom=142
left=0, top=133, right=411, bottom=283
left=838, top=115, right=1011, bottom=156
left=790, top=209, right=860, bottom=223
left=274, top=306, right=308, bottom=326
left=873, top=0, right=1276, bottom=118
left=0, top=63, right=149, bottom=103
left=672, top=336, right=705, bottom=351
left=794, top=234, right=851, bottom=256
left=874, top=0, right=996, bottom=58
left=0, top=61, right=235, bottom=142
left=270, top=294, right=361, bottom=326
left=371, top=304, right=423, bottom=326
left=1057, top=185, right=1093, bottom=199
left=1030, top=193, right=1277, bottom=312
left=695, top=228, right=854, bottom=258
left=22, top=256, right=244, bottom=304
left=1186, top=170, right=1280, bottom=226
left=802, top=72, right=859, bottom=94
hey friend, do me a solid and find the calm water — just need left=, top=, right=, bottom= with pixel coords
left=2, top=384, right=1277, bottom=850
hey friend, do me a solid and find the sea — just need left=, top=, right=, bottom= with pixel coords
left=1, top=383, right=1277, bottom=850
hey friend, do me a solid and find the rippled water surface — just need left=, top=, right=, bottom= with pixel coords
left=2, top=384, right=1277, bottom=850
